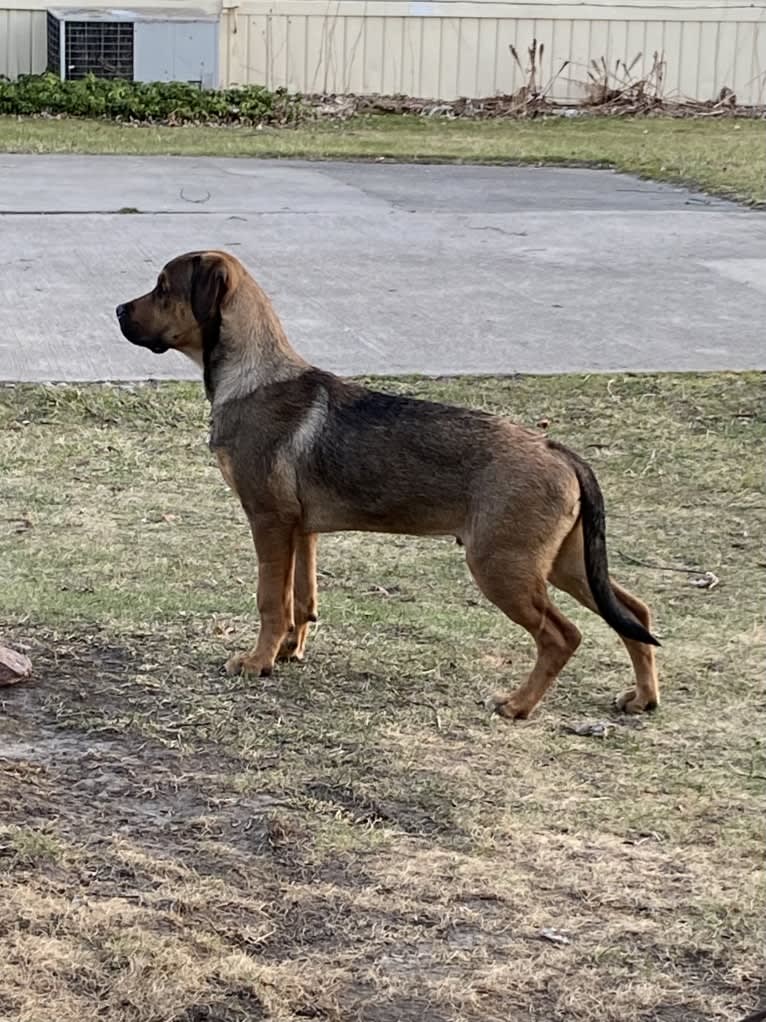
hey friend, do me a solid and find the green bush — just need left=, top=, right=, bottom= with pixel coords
left=0, top=73, right=305, bottom=124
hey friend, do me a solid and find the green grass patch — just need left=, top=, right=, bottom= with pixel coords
left=1, top=114, right=763, bottom=203
left=0, top=373, right=764, bottom=1022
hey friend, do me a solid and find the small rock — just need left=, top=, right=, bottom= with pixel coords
left=689, top=571, right=719, bottom=590
left=539, top=928, right=571, bottom=945
left=561, top=720, right=615, bottom=738
left=0, top=645, right=33, bottom=686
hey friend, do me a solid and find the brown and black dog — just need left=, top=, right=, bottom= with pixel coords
left=116, top=250, right=660, bottom=720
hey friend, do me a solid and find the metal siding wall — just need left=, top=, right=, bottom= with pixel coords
left=230, top=10, right=765, bottom=104
left=0, top=9, right=46, bottom=77
left=134, top=21, right=219, bottom=86
left=1, top=4, right=765, bottom=104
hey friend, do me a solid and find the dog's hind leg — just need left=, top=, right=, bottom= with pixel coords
left=278, top=532, right=318, bottom=662
left=467, top=547, right=582, bottom=720
left=549, top=523, right=660, bottom=713
left=610, top=581, right=660, bottom=712
left=226, top=516, right=296, bottom=678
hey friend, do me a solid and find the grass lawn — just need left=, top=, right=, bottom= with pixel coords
left=1, top=114, right=764, bottom=204
left=0, top=372, right=764, bottom=1022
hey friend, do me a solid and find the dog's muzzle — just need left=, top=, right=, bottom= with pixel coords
left=116, top=304, right=169, bottom=355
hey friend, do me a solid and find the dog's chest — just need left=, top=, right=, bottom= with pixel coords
left=207, top=415, right=277, bottom=501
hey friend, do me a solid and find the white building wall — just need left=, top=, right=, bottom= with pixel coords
left=2, top=1, right=765, bottom=105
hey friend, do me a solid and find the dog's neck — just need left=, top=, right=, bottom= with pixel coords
left=200, top=276, right=309, bottom=408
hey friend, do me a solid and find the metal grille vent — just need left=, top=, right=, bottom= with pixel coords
left=47, top=14, right=134, bottom=80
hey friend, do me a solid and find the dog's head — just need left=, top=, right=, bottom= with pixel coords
left=116, top=251, right=241, bottom=363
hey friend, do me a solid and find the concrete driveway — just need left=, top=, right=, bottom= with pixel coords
left=1, top=154, right=764, bottom=381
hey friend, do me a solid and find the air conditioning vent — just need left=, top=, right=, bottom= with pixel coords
left=46, top=9, right=219, bottom=88
left=48, top=12, right=134, bottom=80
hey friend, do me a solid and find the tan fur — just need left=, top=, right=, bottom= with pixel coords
left=215, top=450, right=237, bottom=492
left=116, top=250, right=660, bottom=720
left=211, top=266, right=309, bottom=407
left=549, top=522, right=659, bottom=713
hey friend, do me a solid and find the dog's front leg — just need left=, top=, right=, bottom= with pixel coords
left=278, top=531, right=318, bottom=662
left=226, top=515, right=296, bottom=678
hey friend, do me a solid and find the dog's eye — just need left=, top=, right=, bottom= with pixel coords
left=156, top=278, right=168, bottom=297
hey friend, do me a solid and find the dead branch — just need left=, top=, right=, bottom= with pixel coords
left=617, top=551, right=709, bottom=574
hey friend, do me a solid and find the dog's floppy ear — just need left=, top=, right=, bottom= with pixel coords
left=191, top=253, right=229, bottom=323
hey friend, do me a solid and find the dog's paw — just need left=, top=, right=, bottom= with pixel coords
left=225, top=652, right=273, bottom=678
left=615, top=688, right=658, bottom=714
left=276, top=635, right=304, bottom=662
left=277, top=624, right=310, bottom=663
left=224, top=652, right=243, bottom=676
left=486, top=691, right=533, bottom=721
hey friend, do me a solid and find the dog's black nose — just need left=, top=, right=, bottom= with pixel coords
left=115, top=304, right=127, bottom=319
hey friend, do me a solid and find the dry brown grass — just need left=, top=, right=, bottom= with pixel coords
left=0, top=373, right=764, bottom=1021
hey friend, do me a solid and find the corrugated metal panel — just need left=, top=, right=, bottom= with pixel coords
left=228, top=10, right=766, bottom=104
left=9, top=0, right=218, bottom=10
left=0, top=9, right=47, bottom=77
left=229, top=1, right=765, bottom=23
left=4, top=0, right=765, bottom=16
left=134, top=20, right=218, bottom=86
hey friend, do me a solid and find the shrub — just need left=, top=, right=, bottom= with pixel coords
left=0, top=73, right=305, bottom=125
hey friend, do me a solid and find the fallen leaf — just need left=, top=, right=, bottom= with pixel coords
left=214, top=623, right=237, bottom=637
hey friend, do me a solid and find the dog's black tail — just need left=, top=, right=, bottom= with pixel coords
left=550, top=441, right=660, bottom=647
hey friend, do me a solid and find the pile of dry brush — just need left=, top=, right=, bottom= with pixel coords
left=307, top=41, right=763, bottom=121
